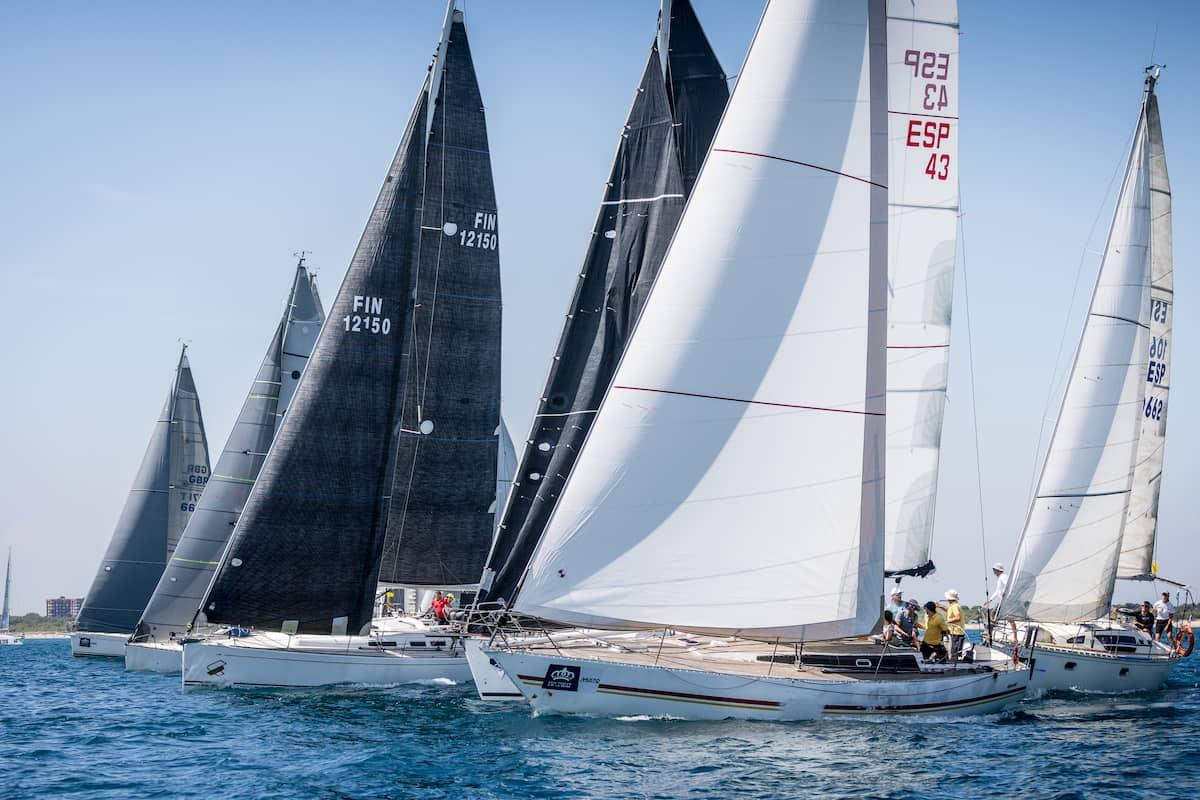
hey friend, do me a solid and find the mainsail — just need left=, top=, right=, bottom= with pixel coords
left=1118, top=78, right=1172, bottom=580
left=513, top=0, right=888, bottom=642
left=377, top=12, right=503, bottom=588
left=1002, top=76, right=1160, bottom=623
left=478, top=2, right=727, bottom=607
left=132, top=262, right=323, bottom=643
left=883, top=0, right=959, bottom=576
left=76, top=347, right=211, bottom=633
left=2, top=549, right=11, bottom=632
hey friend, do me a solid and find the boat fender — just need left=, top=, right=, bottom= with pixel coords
left=1175, top=624, right=1194, bottom=657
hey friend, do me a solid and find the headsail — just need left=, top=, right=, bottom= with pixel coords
left=513, top=0, right=889, bottom=642
left=132, top=263, right=323, bottom=643
left=377, top=12, right=503, bottom=588
left=1118, top=72, right=1172, bottom=580
left=883, top=0, right=959, bottom=576
left=200, top=88, right=429, bottom=636
left=1002, top=82, right=1155, bottom=623
left=478, top=4, right=727, bottom=608
left=77, top=347, right=211, bottom=633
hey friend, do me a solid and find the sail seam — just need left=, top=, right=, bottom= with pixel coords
left=1088, top=312, right=1149, bottom=329
left=612, top=385, right=884, bottom=416
left=1037, top=489, right=1130, bottom=499
left=600, top=193, right=685, bottom=205
left=712, top=148, right=886, bottom=190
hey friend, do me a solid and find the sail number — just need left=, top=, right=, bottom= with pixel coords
left=458, top=211, right=498, bottom=250
left=1145, top=396, right=1164, bottom=420
left=344, top=295, right=391, bottom=335
left=188, top=464, right=209, bottom=485
left=1151, top=299, right=1170, bottom=324
left=179, top=491, right=202, bottom=513
left=1147, top=336, right=1169, bottom=387
left=903, top=49, right=954, bottom=182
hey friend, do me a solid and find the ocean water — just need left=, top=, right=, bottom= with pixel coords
left=1, top=638, right=1197, bottom=800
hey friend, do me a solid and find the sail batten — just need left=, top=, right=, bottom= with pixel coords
left=512, top=0, right=889, bottom=642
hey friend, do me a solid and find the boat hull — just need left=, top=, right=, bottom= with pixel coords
left=465, top=637, right=523, bottom=701
left=70, top=631, right=127, bottom=658
left=1022, top=644, right=1180, bottom=693
left=125, top=641, right=183, bottom=673
left=182, top=634, right=473, bottom=689
left=0, top=633, right=23, bottom=645
left=488, top=648, right=1029, bottom=721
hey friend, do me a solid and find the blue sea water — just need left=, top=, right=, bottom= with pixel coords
left=1, top=638, right=1197, bottom=800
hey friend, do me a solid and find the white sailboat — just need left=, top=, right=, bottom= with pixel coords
left=991, top=68, right=1189, bottom=693
left=0, top=549, right=23, bottom=646
left=482, top=0, right=1029, bottom=721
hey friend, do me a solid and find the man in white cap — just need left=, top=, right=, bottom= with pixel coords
left=982, top=563, right=1008, bottom=621
left=944, top=589, right=965, bottom=661
left=887, top=589, right=905, bottom=622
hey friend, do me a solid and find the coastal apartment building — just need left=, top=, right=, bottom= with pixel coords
left=46, top=596, right=84, bottom=618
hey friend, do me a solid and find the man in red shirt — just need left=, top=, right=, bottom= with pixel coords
left=424, top=591, right=450, bottom=623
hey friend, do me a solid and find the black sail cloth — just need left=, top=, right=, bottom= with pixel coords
left=200, top=91, right=429, bottom=636
left=378, top=19, right=503, bottom=587
left=662, top=0, right=729, bottom=195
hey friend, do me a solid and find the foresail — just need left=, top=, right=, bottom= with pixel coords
left=883, top=0, right=958, bottom=576
left=133, top=266, right=322, bottom=643
left=166, top=351, right=210, bottom=555
left=200, top=89, right=428, bottom=636
left=1119, top=84, right=1172, bottom=580
left=495, top=418, right=517, bottom=533
left=1003, top=104, right=1152, bottom=623
left=76, top=353, right=182, bottom=633
left=480, top=43, right=685, bottom=607
left=377, top=13, right=503, bottom=588
left=513, top=0, right=888, bottom=642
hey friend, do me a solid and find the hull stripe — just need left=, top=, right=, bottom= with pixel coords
left=822, top=685, right=1025, bottom=715
left=517, top=674, right=780, bottom=710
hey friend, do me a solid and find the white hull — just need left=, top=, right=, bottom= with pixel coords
left=70, top=631, right=127, bottom=658
left=125, top=641, right=183, bottom=673
left=465, top=637, right=523, bottom=700
left=487, top=647, right=1030, bottom=721
left=0, top=633, right=23, bottom=645
left=182, top=626, right=472, bottom=689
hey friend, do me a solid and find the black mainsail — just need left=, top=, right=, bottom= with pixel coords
left=132, top=262, right=323, bottom=643
left=377, top=14, right=502, bottom=588
left=477, top=2, right=728, bottom=608
left=77, top=346, right=210, bottom=633
left=201, top=7, right=502, bottom=635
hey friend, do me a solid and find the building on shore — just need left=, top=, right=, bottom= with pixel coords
left=46, top=596, right=84, bottom=618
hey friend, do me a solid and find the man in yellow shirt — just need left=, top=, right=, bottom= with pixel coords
left=919, top=601, right=950, bottom=662
left=944, top=589, right=965, bottom=662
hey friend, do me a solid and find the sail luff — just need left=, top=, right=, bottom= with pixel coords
left=1001, top=97, right=1153, bottom=623
left=1118, top=80, right=1172, bottom=580
left=882, top=0, right=959, bottom=576
left=513, top=0, right=889, bottom=642
left=133, top=266, right=322, bottom=643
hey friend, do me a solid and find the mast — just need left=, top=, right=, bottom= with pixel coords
left=1118, top=67, right=1172, bottom=580
left=477, top=1, right=727, bottom=609
left=1001, top=77, right=1155, bottom=623
left=882, top=0, right=960, bottom=577
left=133, top=262, right=323, bottom=643
left=512, top=0, right=889, bottom=642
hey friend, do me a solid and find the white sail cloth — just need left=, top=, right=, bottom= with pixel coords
left=1118, top=91, right=1172, bottom=579
left=883, top=0, right=959, bottom=574
left=1003, top=108, right=1153, bottom=623
left=514, top=0, right=888, bottom=642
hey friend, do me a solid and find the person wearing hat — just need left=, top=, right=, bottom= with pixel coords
left=895, top=600, right=920, bottom=648
left=944, top=589, right=965, bottom=662
left=982, top=563, right=1009, bottom=619
left=887, top=589, right=905, bottom=623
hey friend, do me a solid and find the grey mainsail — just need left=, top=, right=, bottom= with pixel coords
left=376, top=14, right=503, bottom=588
left=2, top=549, right=11, bottom=632
left=76, top=347, right=210, bottom=633
left=478, top=6, right=727, bottom=607
left=132, top=262, right=323, bottom=643
left=200, top=86, right=429, bottom=636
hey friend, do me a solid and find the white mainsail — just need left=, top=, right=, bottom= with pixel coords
left=1118, top=81, right=1172, bottom=580
left=883, top=0, right=959, bottom=575
left=1002, top=85, right=1155, bottom=623
left=513, top=0, right=888, bottom=642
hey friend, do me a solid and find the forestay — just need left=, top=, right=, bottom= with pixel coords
left=883, top=0, right=958, bottom=576
left=1003, top=94, right=1154, bottom=623
left=1118, top=82, right=1172, bottom=580
left=514, top=0, right=889, bottom=642
left=78, top=347, right=210, bottom=633
left=133, top=264, right=323, bottom=643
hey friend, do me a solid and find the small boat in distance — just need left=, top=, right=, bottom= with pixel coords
left=72, top=345, right=210, bottom=658
left=0, top=549, right=23, bottom=646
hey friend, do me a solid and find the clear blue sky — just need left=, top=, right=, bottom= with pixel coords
left=1, top=1, right=1196, bottom=614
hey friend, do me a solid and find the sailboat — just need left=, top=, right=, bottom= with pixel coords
left=991, top=68, right=1189, bottom=693
left=124, top=260, right=324, bottom=673
left=481, top=0, right=1030, bottom=721
left=182, top=1, right=504, bottom=689
left=467, top=0, right=729, bottom=701
left=0, top=549, right=23, bottom=646
left=71, top=345, right=210, bottom=658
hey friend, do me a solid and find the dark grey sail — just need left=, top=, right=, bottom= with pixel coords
left=2, top=549, right=11, bottom=632
left=377, top=14, right=503, bottom=588
left=199, top=90, right=429, bottom=636
left=76, top=347, right=211, bottom=633
left=660, top=0, right=729, bottom=195
left=478, top=40, right=694, bottom=607
left=131, top=263, right=323, bottom=644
